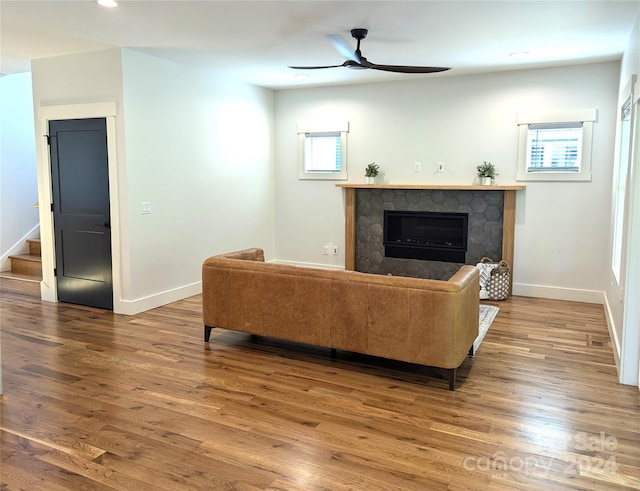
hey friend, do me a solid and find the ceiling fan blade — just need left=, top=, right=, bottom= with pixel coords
left=364, top=62, right=451, bottom=74
left=328, top=34, right=360, bottom=63
left=288, top=28, right=450, bottom=75
left=289, top=63, right=347, bottom=70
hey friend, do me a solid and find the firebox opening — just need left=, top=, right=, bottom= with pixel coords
left=383, top=210, right=469, bottom=262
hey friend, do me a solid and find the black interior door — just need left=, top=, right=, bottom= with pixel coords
left=49, top=118, right=113, bottom=310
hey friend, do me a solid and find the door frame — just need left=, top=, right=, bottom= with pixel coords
left=36, top=102, right=123, bottom=312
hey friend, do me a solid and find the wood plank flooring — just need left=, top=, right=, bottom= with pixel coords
left=1, top=289, right=639, bottom=490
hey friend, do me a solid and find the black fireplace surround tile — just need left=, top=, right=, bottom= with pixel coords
left=355, top=189, right=503, bottom=280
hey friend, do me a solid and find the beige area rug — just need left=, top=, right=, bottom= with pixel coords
left=474, top=304, right=499, bottom=352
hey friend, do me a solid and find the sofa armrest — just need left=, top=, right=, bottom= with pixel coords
left=448, top=265, right=480, bottom=290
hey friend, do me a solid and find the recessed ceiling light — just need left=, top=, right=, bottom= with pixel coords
left=97, top=0, right=118, bottom=7
left=509, top=51, right=530, bottom=59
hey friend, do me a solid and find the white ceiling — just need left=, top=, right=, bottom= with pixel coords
left=1, top=0, right=638, bottom=89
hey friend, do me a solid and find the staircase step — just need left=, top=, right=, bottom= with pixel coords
left=0, top=273, right=41, bottom=297
left=8, top=254, right=42, bottom=277
left=0, top=271, right=41, bottom=282
left=28, top=239, right=41, bottom=256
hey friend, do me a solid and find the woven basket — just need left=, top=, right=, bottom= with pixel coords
left=477, top=257, right=510, bottom=300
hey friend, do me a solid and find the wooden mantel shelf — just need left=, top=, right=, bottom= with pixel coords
left=336, top=183, right=526, bottom=190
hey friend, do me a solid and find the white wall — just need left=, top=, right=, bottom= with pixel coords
left=0, top=72, right=38, bottom=269
left=31, top=48, right=275, bottom=314
left=274, top=62, right=620, bottom=301
left=120, top=49, right=275, bottom=307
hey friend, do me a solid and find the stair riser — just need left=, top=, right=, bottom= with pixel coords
left=0, top=277, right=41, bottom=297
left=10, top=257, right=42, bottom=277
left=28, top=240, right=41, bottom=256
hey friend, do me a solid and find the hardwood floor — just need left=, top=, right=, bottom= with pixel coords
left=1, top=289, right=638, bottom=490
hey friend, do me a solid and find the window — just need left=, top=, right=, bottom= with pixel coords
left=526, top=123, right=582, bottom=172
left=304, top=132, right=343, bottom=173
left=298, top=121, right=348, bottom=180
left=611, top=81, right=635, bottom=283
left=517, top=109, right=597, bottom=181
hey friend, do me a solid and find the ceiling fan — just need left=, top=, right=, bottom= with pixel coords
left=289, top=28, right=450, bottom=74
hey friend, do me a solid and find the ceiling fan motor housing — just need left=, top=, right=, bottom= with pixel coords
left=351, top=28, right=368, bottom=40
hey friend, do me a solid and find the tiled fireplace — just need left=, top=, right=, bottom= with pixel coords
left=337, top=184, right=525, bottom=283
left=356, top=188, right=503, bottom=280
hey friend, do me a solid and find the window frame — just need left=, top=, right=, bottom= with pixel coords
left=516, top=108, right=597, bottom=182
left=297, top=121, right=348, bottom=180
left=611, top=76, right=636, bottom=284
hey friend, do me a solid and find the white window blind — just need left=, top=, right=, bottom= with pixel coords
left=526, top=123, right=583, bottom=172
left=304, top=132, right=342, bottom=173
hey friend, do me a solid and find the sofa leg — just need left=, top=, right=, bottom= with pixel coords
left=468, top=344, right=475, bottom=357
left=447, top=368, right=457, bottom=391
left=330, top=348, right=337, bottom=359
left=204, top=325, right=214, bottom=342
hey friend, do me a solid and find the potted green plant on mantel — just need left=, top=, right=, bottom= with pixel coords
left=365, top=162, right=380, bottom=184
left=476, top=161, right=497, bottom=185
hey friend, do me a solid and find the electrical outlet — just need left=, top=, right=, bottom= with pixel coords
left=323, top=245, right=329, bottom=255
left=414, top=162, right=421, bottom=173
left=332, top=246, right=338, bottom=255
left=437, top=162, right=445, bottom=173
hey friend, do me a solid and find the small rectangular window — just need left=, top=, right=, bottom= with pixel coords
left=526, top=123, right=583, bottom=172
left=516, top=109, right=596, bottom=182
left=304, top=132, right=342, bottom=173
left=298, top=121, right=348, bottom=180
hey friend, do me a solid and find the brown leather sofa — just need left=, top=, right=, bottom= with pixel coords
left=202, top=248, right=480, bottom=390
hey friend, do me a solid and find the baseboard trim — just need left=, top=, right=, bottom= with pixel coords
left=603, top=293, right=622, bottom=375
left=115, top=281, right=202, bottom=315
left=511, top=282, right=604, bottom=304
